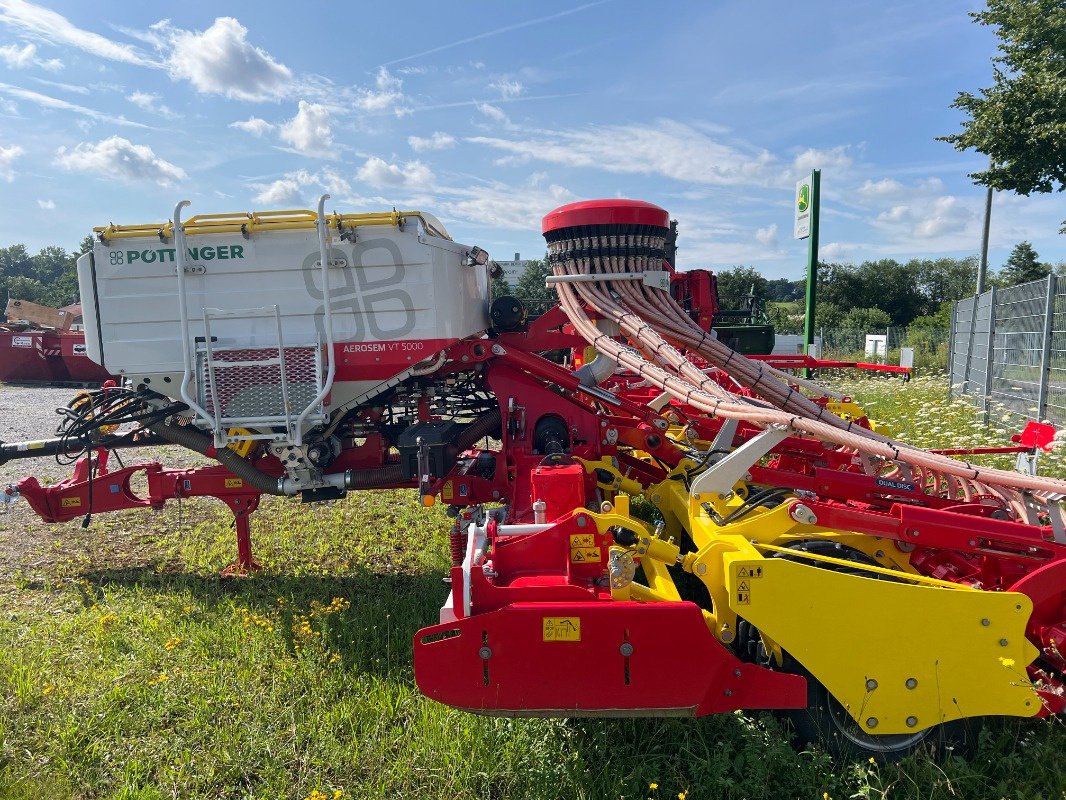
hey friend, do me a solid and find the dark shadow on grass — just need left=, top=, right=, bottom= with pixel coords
left=75, top=564, right=450, bottom=679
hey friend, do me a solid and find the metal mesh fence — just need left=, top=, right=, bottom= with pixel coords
left=949, top=275, right=1063, bottom=424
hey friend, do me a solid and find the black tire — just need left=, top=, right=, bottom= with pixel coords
left=771, top=541, right=981, bottom=761
left=782, top=665, right=979, bottom=762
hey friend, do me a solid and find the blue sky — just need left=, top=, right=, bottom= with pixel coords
left=0, top=0, right=1063, bottom=280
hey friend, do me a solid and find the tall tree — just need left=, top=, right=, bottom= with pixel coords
left=912, top=256, right=978, bottom=311
left=997, top=240, right=1050, bottom=286
left=940, top=0, right=1066, bottom=230
left=512, top=258, right=556, bottom=311
left=714, top=266, right=768, bottom=308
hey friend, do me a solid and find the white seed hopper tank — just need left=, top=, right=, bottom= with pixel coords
left=77, top=201, right=490, bottom=445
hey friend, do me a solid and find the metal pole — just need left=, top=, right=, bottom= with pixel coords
left=947, top=303, right=957, bottom=397
left=962, top=298, right=978, bottom=395
left=982, top=286, right=997, bottom=424
left=1037, top=274, right=1056, bottom=421
left=803, top=169, right=821, bottom=377
left=977, top=185, right=993, bottom=294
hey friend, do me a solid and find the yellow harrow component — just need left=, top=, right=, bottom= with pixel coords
left=723, top=553, right=1040, bottom=734
left=597, top=454, right=1044, bottom=735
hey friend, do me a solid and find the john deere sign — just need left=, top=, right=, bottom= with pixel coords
left=794, top=175, right=813, bottom=239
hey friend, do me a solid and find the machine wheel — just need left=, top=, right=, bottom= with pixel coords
left=772, top=541, right=980, bottom=761
left=782, top=665, right=979, bottom=762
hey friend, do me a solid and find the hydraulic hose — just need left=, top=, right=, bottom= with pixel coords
left=147, top=420, right=287, bottom=495
left=148, top=407, right=503, bottom=494
left=0, top=433, right=165, bottom=466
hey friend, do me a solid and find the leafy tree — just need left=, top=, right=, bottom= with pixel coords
left=940, top=0, right=1066, bottom=230
left=816, top=262, right=863, bottom=311
left=489, top=271, right=512, bottom=301
left=32, top=245, right=71, bottom=285
left=512, top=258, right=555, bottom=311
left=0, top=244, right=33, bottom=280
left=997, top=240, right=1050, bottom=286
left=765, top=277, right=805, bottom=302
left=912, top=256, right=978, bottom=311
left=814, top=301, right=846, bottom=329
left=714, top=266, right=768, bottom=308
left=840, top=306, right=892, bottom=332
left=910, top=301, right=955, bottom=329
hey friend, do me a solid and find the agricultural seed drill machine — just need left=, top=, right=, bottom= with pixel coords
left=3, top=196, right=1066, bottom=761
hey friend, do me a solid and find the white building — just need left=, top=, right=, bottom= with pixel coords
left=495, top=253, right=530, bottom=287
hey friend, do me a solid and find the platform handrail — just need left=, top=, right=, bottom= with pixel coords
left=172, top=200, right=217, bottom=435
left=293, top=194, right=336, bottom=446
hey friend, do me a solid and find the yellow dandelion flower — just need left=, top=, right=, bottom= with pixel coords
left=678, top=793, right=687, bottom=800
left=333, top=791, right=344, bottom=800
left=868, top=756, right=875, bottom=764
left=42, top=684, right=55, bottom=696
left=329, top=652, right=342, bottom=665
left=164, top=636, right=182, bottom=651
left=98, top=613, right=119, bottom=628
left=649, top=783, right=658, bottom=790
left=149, top=672, right=168, bottom=685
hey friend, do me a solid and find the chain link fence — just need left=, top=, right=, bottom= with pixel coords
left=949, top=275, right=1066, bottom=424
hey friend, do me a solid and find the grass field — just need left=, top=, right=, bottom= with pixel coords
left=3, top=374, right=1066, bottom=799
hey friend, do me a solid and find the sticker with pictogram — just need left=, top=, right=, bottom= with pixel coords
left=543, top=617, right=581, bottom=641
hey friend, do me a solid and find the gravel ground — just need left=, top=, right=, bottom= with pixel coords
left=0, top=383, right=207, bottom=581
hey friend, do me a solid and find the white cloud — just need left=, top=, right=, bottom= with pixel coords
left=877, top=205, right=909, bottom=223
left=913, top=195, right=974, bottom=238
left=251, top=168, right=351, bottom=206
left=32, top=78, right=87, bottom=94
left=354, top=66, right=405, bottom=113
left=789, top=146, right=853, bottom=180
left=0, top=42, right=33, bottom=66
left=0, top=0, right=153, bottom=65
left=489, top=78, right=523, bottom=99
left=230, top=116, right=274, bottom=136
left=820, top=242, right=850, bottom=261
left=0, top=142, right=24, bottom=180
left=755, top=223, right=778, bottom=247
left=166, top=17, right=292, bottom=101
left=254, top=174, right=305, bottom=206
left=55, top=136, right=187, bottom=187
left=0, top=81, right=147, bottom=127
left=127, top=91, right=178, bottom=119
left=468, top=120, right=773, bottom=186
left=439, top=180, right=575, bottom=231
left=36, top=198, right=54, bottom=209
left=477, top=103, right=511, bottom=126
left=408, top=131, right=455, bottom=152
left=872, top=194, right=975, bottom=239
left=857, top=178, right=902, bottom=201
left=917, top=177, right=944, bottom=193
left=0, top=42, right=61, bottom=70
left=356, top=156, right=433, bottom=189
left=278, top=101, right=333, bottom=157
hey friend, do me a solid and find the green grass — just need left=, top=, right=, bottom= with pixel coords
left=3, top=375, right=1066, bottom=799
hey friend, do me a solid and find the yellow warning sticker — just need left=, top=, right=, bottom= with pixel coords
left=442, top=481, right=453, bottom=501
left=224, top=478, right=244, bottom=489
left=736, top=578, right=751, bottom=605
left=61, top=496, right=82, bottom=508
left=736, top=565, right=764, bottom=579
left=543, top=617, right=581, bottom=642
left=570, top=547, right=601, bottom=563
left=570, top=533, right=595, bottom=548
